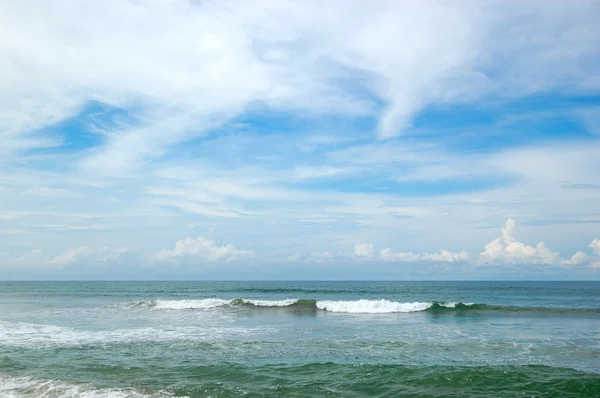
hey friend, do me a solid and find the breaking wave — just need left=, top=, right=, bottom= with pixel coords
left=153, top=298, right=231, bottom=310
left=128, top=298, right=600, bottom=315
left=317, top=300, right=440, bottom=313
left=132, top=298, right=476, bottom=313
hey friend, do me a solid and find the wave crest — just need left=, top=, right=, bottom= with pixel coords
left=131, top=298, right=477, bottom=313
left=0, top=374, right=181, bottom=398
left=153, top=299, right=231, bottom=310
left=236, top=298, right=300, bottom=307
left=317, top=299, right=435, bottom=313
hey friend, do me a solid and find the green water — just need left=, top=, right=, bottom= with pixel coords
left=1, top=281, right=599, bottom=397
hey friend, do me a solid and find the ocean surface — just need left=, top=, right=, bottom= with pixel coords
left=1, top=281, right=599, bottom=397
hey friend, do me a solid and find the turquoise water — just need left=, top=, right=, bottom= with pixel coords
left=1, top=281, right=599, bottom=397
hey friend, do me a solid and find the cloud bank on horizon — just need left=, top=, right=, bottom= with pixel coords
left=1, top=0, right=600, bottom=279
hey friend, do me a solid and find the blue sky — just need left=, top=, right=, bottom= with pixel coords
left=1, top=0, right=600, bottom=280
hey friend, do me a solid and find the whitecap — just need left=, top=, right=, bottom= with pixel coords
left=438, top=302, right=474, bottom=308
left=0, top=374, right=183, bottom=398
left=152, top=299, right=231, bottom=310
left=241, top=299, right=299, bottom=307
left=316, top=299, right=433, bottom=313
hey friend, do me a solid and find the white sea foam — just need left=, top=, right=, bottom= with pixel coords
left=439, top=302, right=458, bottom=308
left=438, top=302, right=474, bottom=308
left=130, top=298, right=475, bottom=313
left=241, top=299, right=299, bottom=307
left=152, top=299, right=231, bottom=310
left=0, top=374, right=183, bottom=398
left=138, top=298, right=300, bottom=309
left=0, top=321, right=271, bottom=349
left=316, top=299, right=433, bottom=313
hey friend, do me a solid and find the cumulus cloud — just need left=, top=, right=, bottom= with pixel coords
left=354, top=243, right=374, bottom=257
left=331, top=219, right=595, bottom=268
left=2, top=1, right=600, bottom=279
left=379, top=248, right=469, bottom=263
left=479, top=219, right=560, bottom=265
left=561, top=251, right=588, bottom=266
left=285, top=251, right=354, bottom=263
left=589, top=238, right=600, bottom=255
left=154, top=236, right=251, bottom=263
left=586, top=239, right=600, bottom=269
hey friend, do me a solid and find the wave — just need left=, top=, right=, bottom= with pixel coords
left=316, top=299, right=439, bottom=313
left=3, top=364, right=598, bottom=398
left=133, top=298, right=475, bottom=313
left=153, top=298, right=231, bottom=310
left=128, top=298, right=600, bottom=315
left=139, top=298, right=303, bottom=310
left=180, top=363, right=600, bottom=396
left=0, top=374, right=183, bottom=398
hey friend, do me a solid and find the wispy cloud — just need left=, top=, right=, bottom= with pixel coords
left=1, top=1, right=599, bottom=279
left=51, top=246, right=133, bottom=267
left=4, top=1, right=599, bottom=166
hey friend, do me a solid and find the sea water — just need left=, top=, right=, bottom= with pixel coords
left=1, top=281, right=599, bottom=397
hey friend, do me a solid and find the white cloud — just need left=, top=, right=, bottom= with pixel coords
left=1, top=245, right=134, bottom=269
left=423, top=251, right=470, bottom=262
left=479, top=219, right=560, bottom=265
left=0, top=249, right=56, bottom=269
left=12, top=249, right=45, bottom=268
left=1, top=2, right=600, bottom=279
left=34, top=224, right=105, bottom=232
left=50, top=246, right=131, bottom=266
left=561, top=251, right=587, bottom=266
left=50, top=247, right=89, bottom=266
left=2, top=0, right=599, bottom=170
left=147, top=170, right=304, bottom=219
left=324, top=219, right=594, bottom=267
left=285, top=251, right=353, bottom=264
left=154, top=236, right=251, bottom=263
left=589, top=238, right=600, bottom=255
left=587, top=239, right=600, bottom=269
left=379, top=248, right=469, bottom=263
left=354, top=243, right=374, bottom=257
left=291, top=242, right=469, bottom=264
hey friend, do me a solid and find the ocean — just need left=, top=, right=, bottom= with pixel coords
left=1, top=281, right=599, bottom=397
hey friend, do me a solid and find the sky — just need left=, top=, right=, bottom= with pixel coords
left=1, top=0, right=600, bottom=280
